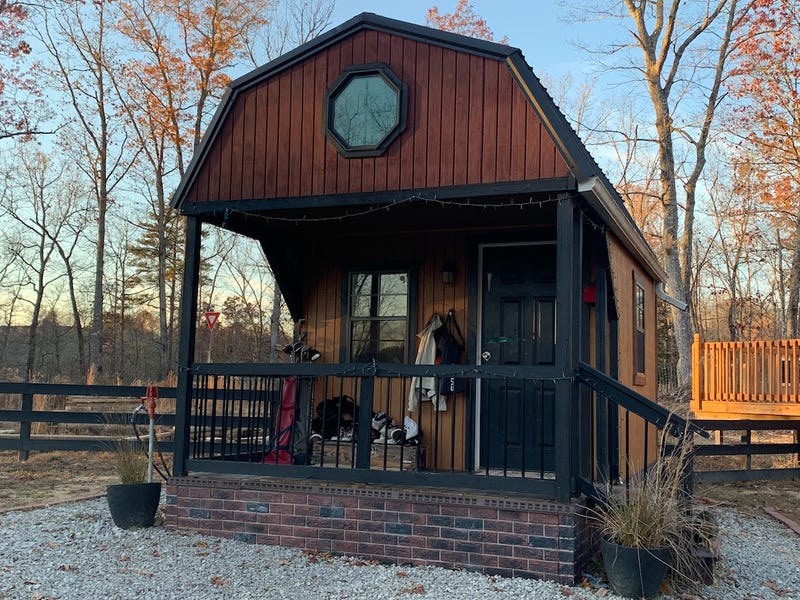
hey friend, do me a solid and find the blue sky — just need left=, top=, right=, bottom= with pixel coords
left=329, top=1, right=606, bottom=79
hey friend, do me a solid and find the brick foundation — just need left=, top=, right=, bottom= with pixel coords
left=165, top=476, right=591, bottom=584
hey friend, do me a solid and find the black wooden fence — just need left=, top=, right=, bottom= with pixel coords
left=691, top=419, right=800, bottom=483
left=1, top=381, right=799, bottom=484
left=0, top=382, right=177, bottom=459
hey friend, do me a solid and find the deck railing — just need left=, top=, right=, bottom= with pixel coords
left=691, top=335, right=800, bottom=418
left=180, top=361, right=696, bottom=500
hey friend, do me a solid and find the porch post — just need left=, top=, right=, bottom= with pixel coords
left=555, top=195, right=581, bottom=501
left=174, top=216, right=202, bottom=477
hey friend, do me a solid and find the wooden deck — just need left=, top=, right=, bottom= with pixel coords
left=691, top=335, right=800, bottom=419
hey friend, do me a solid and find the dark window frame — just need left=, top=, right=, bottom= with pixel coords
left=342, top=267, right=417, bottom=363
left=323, top=63, right=408, bottom=158
left=633, top=274, right=646, bottom=386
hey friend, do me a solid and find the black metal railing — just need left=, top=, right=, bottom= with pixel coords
left=184, top=362, right=569, bottom=496
left=575, top=362, right=705, bottom=497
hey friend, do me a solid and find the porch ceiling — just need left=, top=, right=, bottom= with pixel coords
left=202, top=192, right=560, bottom=320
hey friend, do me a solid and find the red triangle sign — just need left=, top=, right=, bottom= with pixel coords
left=204, top=311, right=220, bottom=331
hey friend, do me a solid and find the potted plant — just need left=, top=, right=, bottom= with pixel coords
left=106, top=437, right=161, bottom=530
left=592, top=432, right=713, bottom=598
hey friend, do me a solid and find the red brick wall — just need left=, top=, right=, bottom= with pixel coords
left=165, top=476, right=590, bottom=584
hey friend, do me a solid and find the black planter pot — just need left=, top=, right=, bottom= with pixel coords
left=106, top=482, right=162, bottom=530
left=601, top=538, right=670, bottom=599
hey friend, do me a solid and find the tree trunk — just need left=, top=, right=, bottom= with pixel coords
left=788, top=218, right=800, bottom=337
left=270, top=283, right=282, bottom=362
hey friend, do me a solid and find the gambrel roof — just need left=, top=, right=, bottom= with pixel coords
left=172, top=12, right=667, bottom=284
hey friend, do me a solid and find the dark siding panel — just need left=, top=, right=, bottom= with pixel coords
left=496, top=68, right=512, bottom=183
left=214, top=110, right=232, bottom=201
left=374, top=32, right=393, bottom=192
left=324, top=44, right=341, bottom=195
left=241, top=89, right=256, bottom=200
left=184, top=32, right=577, bottom=206
left=276, top=70, right=292, bottom=198
left=265, top=77, right=280, bottom=198
left=361, top=30, right=380, bottom=193
left=540, top=120, right=557, bottom=179
left=481, top=59, right=498, bottom=183
left=413, top=42, right=430, bottom=190
left=439, top=48, right=456, bottom=188
left=206, top=122, right=222, bottom=202
left=525, top=105, right=541, bottom=180
left=452, top=51, right=470, bottom=186
left=467, top=54, right=484, bottom=185
left=311, top=52, right=327, bottom=196
left=348, top=31, right=366, bottom=194
left=288, top=64, right=303, bottom=197
left=426, top=45, right=442, bottom=189
left=253, top=84, right=268, bottom=198
left=510, top=82, right=527, bottom=181
left=300, top=58, right=316, bottom=197
left=398, top=38, right=417, bottom=191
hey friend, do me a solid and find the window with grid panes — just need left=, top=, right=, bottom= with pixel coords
left=348, top=271, right=409, bottom=363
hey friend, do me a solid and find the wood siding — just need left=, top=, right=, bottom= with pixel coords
left=185, top=29, right=570, bottom=205
left=607, top=234, right=658, bottom=471
left=304, top=229, right=469, bottom=470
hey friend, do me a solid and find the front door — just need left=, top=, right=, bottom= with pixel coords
left=479, top=243, right=557, bottom=472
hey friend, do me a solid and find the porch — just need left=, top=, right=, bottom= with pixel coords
left=165, top=360, right=695, bottom=582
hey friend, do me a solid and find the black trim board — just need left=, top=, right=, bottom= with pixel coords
left=178, top=177, right=576, bottom=216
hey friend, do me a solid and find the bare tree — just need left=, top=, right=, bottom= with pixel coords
left=36, top=1, right=135, bottom=381
left=248, top=0, right=334, bottom=62
left=566, top=0, right=754, bottom=387
left=0, top=148, right=87, bottom=380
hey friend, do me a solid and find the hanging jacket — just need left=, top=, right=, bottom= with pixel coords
left=408, top=314, right=447, bottom=412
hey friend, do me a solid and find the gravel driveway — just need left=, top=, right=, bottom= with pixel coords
left=1, top=497, right=798, bottom=599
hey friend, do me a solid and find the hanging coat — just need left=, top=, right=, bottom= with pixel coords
left=408, top=314, right=447, bottom=412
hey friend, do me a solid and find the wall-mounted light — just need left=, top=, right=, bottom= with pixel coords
left=441, top=263, right=456, bottom=285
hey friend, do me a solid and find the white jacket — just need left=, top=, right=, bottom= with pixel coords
left=408, top=314, right=447, bottom=412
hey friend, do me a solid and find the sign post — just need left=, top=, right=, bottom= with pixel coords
left=204, top=311, right=220, bottom=361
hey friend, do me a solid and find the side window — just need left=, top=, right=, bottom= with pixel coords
left=634, top=275, right=646, bottom=383
left=348, top=271, right=409, bottom=362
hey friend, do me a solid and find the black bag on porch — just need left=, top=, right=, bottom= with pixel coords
left=437, top=311, right=466, bottom=396
left=312, top=395, right=359, bottom=439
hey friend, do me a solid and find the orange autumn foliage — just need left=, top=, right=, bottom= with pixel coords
left=729, top=0, right=800, bottom=210
left=0, top=0, right=40, bottom=139
left=425, top=0, right=508, bottom=44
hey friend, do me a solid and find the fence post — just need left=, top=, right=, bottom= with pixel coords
left=19, top=392, right=33, bottom=461
left=691, top=334, right=702, bottom=415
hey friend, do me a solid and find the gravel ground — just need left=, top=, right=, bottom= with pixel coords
left=1, top=497, right=799, bottom=599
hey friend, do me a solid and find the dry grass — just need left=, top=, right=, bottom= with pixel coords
left=111, top=438, right=149, bottom=484
left=590, top=427, right=717, bottom=592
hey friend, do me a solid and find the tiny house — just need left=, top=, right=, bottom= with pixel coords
left=166, top=13, right=690, bottom=583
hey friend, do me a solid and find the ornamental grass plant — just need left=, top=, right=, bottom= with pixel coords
left=592, top=421, right=717, bottom=591
left=112, top=437, right=149, bottom=484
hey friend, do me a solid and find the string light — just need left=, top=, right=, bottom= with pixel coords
left=204, top=192, right=583, bottom=226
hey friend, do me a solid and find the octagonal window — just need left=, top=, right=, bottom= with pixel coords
left=324, top=63, right=407, bottom=158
